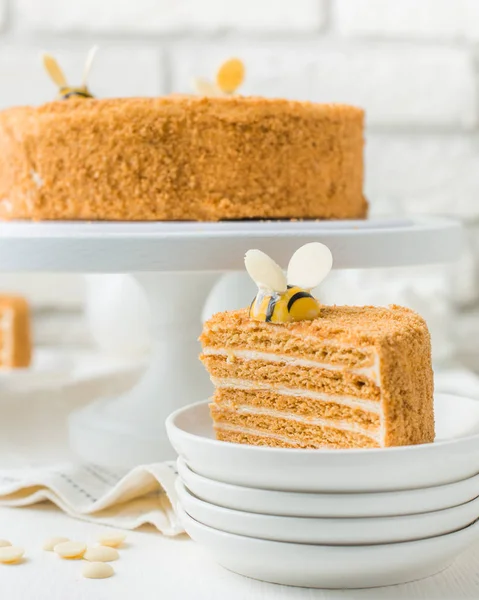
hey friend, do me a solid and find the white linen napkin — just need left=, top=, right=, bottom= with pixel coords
left=0, top=461, right=183, bottom=536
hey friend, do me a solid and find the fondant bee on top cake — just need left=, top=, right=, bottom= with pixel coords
left=200, top=243, right=435, bottom=449
left=0, top=50, right=366, bottom=222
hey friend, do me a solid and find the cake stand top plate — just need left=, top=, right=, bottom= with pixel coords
left=0, top=216, right=462, bottom=272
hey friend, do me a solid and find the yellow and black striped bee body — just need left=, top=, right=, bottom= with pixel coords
left=249, top=285, right=321, bottom=324
left=58, top=86, right=93, bottom=100
left=244, top=244, right=332, bottom=324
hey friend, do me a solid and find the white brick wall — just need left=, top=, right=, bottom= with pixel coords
left=365, top=135, right=479, bottom=220
left=335, top=0, right=479, bottom=41
left=14, top=0, right=326, bottom=34
left=0, top=0, right=478, bottom=365
left=0, top=0, right=5, bottom=29
left=171, top=43, right=476, bottom=128
left=0, top=45, right=163, bottom=109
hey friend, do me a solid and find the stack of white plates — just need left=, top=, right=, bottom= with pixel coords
left=166, top=393, right=479, bottom=589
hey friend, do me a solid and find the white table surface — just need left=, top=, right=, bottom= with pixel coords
left=1, top=504, right=479, bottom=600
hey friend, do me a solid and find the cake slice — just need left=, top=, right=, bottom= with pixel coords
left=0, top=295, right=32, bottom=368
left=200, top=305, right=434, bottom=449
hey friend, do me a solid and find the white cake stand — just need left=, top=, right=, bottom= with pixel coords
left=0, top=217, right=463, bottom=467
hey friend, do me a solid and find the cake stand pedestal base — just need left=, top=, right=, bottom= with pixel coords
left=69, top=272, right=218, bottom=467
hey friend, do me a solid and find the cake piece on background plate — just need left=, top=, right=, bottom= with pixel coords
left=0, top=295, right=31, bottom=368
left=200, top=243, right=434, bottom=449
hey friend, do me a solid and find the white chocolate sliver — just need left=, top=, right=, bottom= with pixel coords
left=0, top=539, right=11, bottom=548
left=54, top=541, right=86, bottom=559
left=0, top=546, right=24, bottom=563
left=96, top=532, right=126, bottom=548
left=245, top=249, right=287, bottom=293
left=82, top=45, right=98, bottom=88
left=43, top=536, right=69, bottom=551
left=82, top=562, right=114, bottom=579
left=84, top=546, right=119, bottom=562
left=192, top=77, right=222, bottom=97
left=287, top=242, right=333, bottom=289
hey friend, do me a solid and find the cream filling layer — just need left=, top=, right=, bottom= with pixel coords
left=211, top=377, right=381, bottom=413
left=215, top=401, right=380, bottom=441
left=215, top=424, right=379, bottom=448
left=216, top=423, right=323, bottom=447
left=202, top=347, right=380, bottom=385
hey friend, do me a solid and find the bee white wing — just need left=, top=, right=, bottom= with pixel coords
left=82, top=45, right=98, bottom=88
left=192, top=77, right=223, bottom=97
left=287, top=242, right=333, bottom=290
left=245, top=250, right=287, bottom=293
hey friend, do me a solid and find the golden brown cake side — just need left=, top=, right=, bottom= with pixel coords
left=379, top=319, right=434, bottom=446
left=0, top=296, right=32, bottom=368
left=200, top=306, right=434, bottom=449
left=0, top=96, right=366, bottom=221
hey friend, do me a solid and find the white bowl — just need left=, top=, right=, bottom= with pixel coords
left=176, top=479, right=479, bottom=545
left=166, top=394, right=479, bottom=492
left=177, top=456, right=479, bottom=517
left=178, top=505, right=479, bottom=588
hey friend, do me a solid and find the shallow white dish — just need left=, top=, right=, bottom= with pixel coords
left=179, top=505, right=479, bottom=588
left=166, top=395, right=479, bottom=492
left=177, top=457, right=479, bottom=517
left=176, top=479, right=479, bottom=545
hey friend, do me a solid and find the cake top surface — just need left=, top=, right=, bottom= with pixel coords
left=0, top=95, right=364, bottom=121
left=202, top=305, right=429, bottom=348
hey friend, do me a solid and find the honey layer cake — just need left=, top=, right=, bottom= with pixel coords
left=0, top=96, right=366, bottom=222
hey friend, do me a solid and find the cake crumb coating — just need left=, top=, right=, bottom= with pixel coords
left=0, top=96, right=366, bottom=221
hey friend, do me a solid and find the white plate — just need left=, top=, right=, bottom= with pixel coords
left=0, top=348, right=73, bottom=393
left=176, top=479, right=479, bottom=545
left=166, top=395, right=479, bottom=492
left=178, top=505, right=479, bottom=588
left=177, top=457, right=479, bottom=517
left=0, top=348, right=143, bottom=395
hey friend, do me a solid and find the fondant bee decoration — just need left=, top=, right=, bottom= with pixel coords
left=245, top=243, right=333, bottom=324
left=42, top=46, right=98, bottom=100
left=193, top=58, right=245, bottom=97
